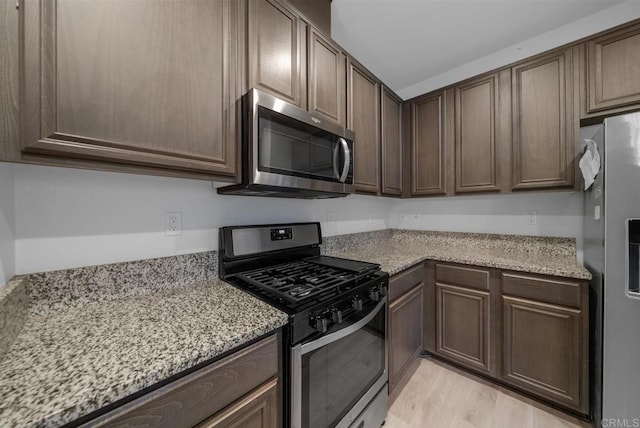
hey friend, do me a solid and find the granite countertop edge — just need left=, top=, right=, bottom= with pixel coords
left=326, top=242, right=592, bottom=280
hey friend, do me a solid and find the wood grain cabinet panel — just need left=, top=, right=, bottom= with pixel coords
left=502, top=296, right=582, bottom=411
left=248, top=0, right=305, bottom=107
left=381, top=87, right=403, bottom=196
left=196, top=378, right=278, bottom=428
left=436, top=283, right=492, bottom=375
left=347, top=59, right=380, bottom=193
left=511, top=48, right=575, bottom=190
left=410, top=91, right=449, bottom=196
left=21, top=0, right=240, bottom=177
left=307, top=27, right=346, bottom=126
left=587, top=22, right=640, bottom=114
left=85, top=335, right=279, bottom=428
left=389, top=283, right=424, bottom=404
left=455, top=73, right=501, bottom=193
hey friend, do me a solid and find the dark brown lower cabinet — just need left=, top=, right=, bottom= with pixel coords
left=436, top=283, right=492, bottom=375
left=502, top=296, right=582, bottom=411
left=83, top=334, right=280, bottom=428
left=426, top=262, right=589, bottom=415
left=388, top=264, right=425, bottom=404
left=196, top=378, right=278, bottom=428
left=500, top=272, right=589, bottom=414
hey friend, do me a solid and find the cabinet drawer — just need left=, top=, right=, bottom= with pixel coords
left=436, top=263, right=490, bottom=291
left=502, top=273, right=582, bottom=308
left=389, top=263, right=425, bottom=302
left=86, top=334, right=279, bottom=428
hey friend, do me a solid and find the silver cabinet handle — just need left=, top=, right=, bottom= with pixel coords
left=301, top=297, right=386, bottom=355
left=339, top=137, right=351, bottom=183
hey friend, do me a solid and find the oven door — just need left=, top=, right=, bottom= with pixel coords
left=291, top=298, right=387, bottom=428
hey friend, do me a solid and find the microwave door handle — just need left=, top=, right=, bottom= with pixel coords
left=332, top=142, right=341, bottom=180
left=338, top=138, right=350, bottom=183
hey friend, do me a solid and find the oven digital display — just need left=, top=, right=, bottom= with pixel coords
left=271, top=227, right=293, bottom=241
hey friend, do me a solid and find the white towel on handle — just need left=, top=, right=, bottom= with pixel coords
left=579, top=139, right=601, bottom=190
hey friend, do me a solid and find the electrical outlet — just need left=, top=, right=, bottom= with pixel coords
left=527, top=211, right=537, bottom=225
left=165, top=212, right=182, bottom=236
left=368, top=213, right=374, bottom=223
left=327, top=211, right=336, bottom=222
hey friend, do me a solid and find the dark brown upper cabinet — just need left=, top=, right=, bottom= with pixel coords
left=347, top=59, right=380, bottom=194
left=454, top=73, right=501, bottom=193
left=21, top=0, right=240, bottom=178
left=409, top=90, right=453, bottom=196
left=381, top=87, right=403, bottom=196
left=586, top=22, right=640, bottom=116
left=248, top=0, right=306, bottom=108
left=511, top=48, right=575, bottom=190
left=307, top=27, right=346, bottom=126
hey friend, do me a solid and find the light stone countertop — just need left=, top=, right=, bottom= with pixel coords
left=323, top=230, right=591, bottom=280
left=0, top=279, right=288, bottom=428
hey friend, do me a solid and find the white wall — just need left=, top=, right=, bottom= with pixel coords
left=388, top=192, right=584, bottom=261
left=397, top=0, right=640, bottom=99
left=0, top=162, right=16, bottom=286
left=11, top=163, right=584, bottom=274
left=13, top=164, right=390, bottom=274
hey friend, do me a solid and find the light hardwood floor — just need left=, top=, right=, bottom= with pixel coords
left=386, top=358, right=592, bottom=428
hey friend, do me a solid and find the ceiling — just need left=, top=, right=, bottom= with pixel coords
left=331, top=0, right=626, bottom=95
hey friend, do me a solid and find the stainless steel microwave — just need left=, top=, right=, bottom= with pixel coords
left=217, top=89, right=355, bottom=199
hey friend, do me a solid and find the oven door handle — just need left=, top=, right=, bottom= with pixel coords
left=300, top=297, right=386, bottom=355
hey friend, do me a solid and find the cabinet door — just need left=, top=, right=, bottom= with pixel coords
left=389, top=283, right=424, bottom=402
left=587, top=22, right=640, bottom=114
left=85, top=335, right=279, bottom=428
left=502, top=296, right=583, bottom=411
left=381, top=87, right=403, bottom=196
left=512, top=48, right=575, bottom=190
left=21, top=0, right=239, bottom=177
left=436, top=283, right=492, bottom=375
left=307, top=27, right=346, bottom=126
left=197, top=379, right=278, bottom=428
left=248, top=0, right=305, bottom=107
left=455, top=73, right=500, bottom=193
left=347, top=59, right=380, bottom=193
left=410, top=91, right=450, bottom=196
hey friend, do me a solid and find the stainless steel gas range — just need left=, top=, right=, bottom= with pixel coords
left=219, top=222, right=389, bottom=428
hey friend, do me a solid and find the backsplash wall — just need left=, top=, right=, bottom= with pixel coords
left=388, top=192, right=584, bottom=262
left=12, top=164, right=390, bottom=275
left=0, top=162, right=16, bottom=286
left=1, top=162, right=583, bottom=282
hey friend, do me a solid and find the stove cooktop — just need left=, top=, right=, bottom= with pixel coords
left=230, top=255, right=380, bottom=307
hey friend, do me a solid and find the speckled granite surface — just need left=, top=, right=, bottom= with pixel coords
left=323, top=229, right=591, bottom=280
left=0, top=279, right=288, bottom=428
left=28, top=251, right=217, bottom=315
left=0, top=276, right=28, bottom=362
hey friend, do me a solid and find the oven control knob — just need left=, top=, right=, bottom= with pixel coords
left=379, top=283, right=387, bottom=297
left=369, top=288, right=380, bottom=302
left=331, top=307, right=343, bottom=324
left=352, top=297, right=363, bottom=311
left=311, top=316, right=328, bottom=333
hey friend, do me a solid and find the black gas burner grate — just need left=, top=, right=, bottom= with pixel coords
left=234, top=259, right=361, bottom=303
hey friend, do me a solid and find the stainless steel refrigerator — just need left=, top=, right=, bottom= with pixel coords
left=583, top=112, right=640, bottom=427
